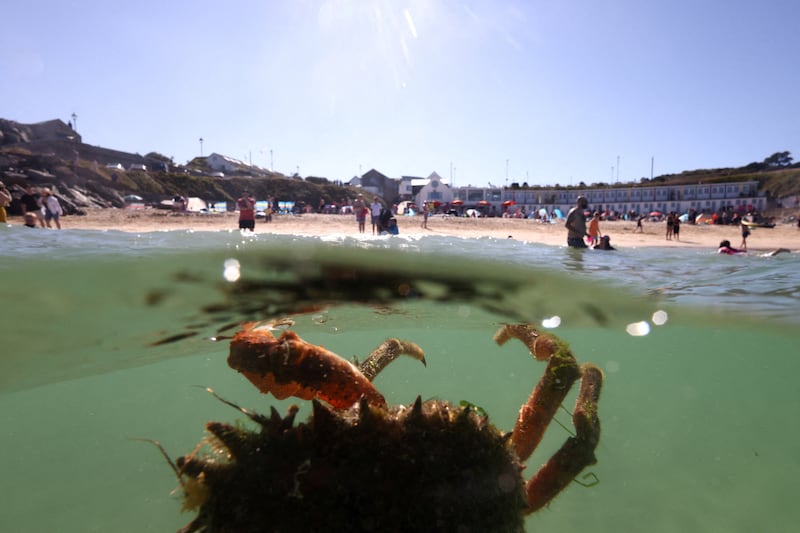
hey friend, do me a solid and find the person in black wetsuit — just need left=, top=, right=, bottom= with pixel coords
left=378, top=207, right=393, bottom=234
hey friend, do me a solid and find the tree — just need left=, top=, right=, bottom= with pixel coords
left=763, top=151, right=793, bottom=167
left=145, top=152, right=172, bottom=163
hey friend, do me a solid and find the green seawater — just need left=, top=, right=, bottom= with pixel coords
left=1, top=226, right=798, bottom=532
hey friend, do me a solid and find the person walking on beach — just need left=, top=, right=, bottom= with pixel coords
left=740, top=220, right=751, bottom=250
left=636, top=214, right=645, bottom=232
left=672, top=215, right=681, bottom=241
left=421, top=202, right=430, bottom=228
left=41, top=188, right=63, bottom=229
left=237, top=191, right=256, bottom=231
left=565, top=195, right=589, bottom=248
left=588, top=212, right=602, bottom=246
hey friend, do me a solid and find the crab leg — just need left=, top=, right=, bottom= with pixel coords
left=494, top=325, right=582, bottom=461
left=524, top=363, right=602, bottom=512
left=228, top=324, right=386, bottom=409
left=358, top=338, right=426, bottom=382
left=494, top=324, right=604, bottom=512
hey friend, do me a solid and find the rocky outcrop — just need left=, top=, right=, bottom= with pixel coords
left=0, top=118, right=81, bottom=146
left=0, top=118, right=365, bottom=217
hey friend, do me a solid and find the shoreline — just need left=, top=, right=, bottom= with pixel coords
left=6, top=207, right=799, bottom=252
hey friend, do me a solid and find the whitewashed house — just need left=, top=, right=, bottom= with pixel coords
left=415, top=172, right=454, bottom=205
left=207, top=153, right=248, bottom=174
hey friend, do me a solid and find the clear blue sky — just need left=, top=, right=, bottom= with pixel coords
left=2, top=0, right=798, bottom=187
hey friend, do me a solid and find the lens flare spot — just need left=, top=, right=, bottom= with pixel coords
left=652, top=310, right=668, bottom=326
left=626, top=321, right=651, bottom=337
left=541, top=316, right=561, bottom=329
left=223, top=258, right=241, bottom=282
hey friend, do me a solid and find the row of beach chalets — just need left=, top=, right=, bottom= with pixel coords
left=400, top=174, right=765, bottom=220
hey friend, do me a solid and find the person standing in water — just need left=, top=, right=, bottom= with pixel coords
left=565, top=195, right=589, bottom=248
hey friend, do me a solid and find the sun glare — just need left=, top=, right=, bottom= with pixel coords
left=404, top=8, right=418, bottom=39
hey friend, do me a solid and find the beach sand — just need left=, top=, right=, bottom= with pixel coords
left=10, top=208, right=799, bottom=252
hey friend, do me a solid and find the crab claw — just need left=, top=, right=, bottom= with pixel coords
left=227, top=323, right=386, bottom=409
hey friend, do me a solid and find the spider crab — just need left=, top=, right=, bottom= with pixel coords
left=170, top=322, right=603, bottom=532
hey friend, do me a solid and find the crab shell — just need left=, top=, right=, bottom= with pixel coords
left=177, top=397, right=527, bottom=533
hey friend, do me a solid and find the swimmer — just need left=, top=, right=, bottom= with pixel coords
left=718, top=240, right=789, bottom=257
left=593, top=235, right=615, bottom=250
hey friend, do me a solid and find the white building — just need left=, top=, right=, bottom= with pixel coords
left=468, top=180, right=765, bottom=216
left=207, top=153, right=248, bottom=173
left=415, top=172, right=455, bottom=205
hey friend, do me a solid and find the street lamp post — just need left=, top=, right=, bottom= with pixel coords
left=199, top=137, right=204, bottom=156
left=71, top=112, right=77, bottom=132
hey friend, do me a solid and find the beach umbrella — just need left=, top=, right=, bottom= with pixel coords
left=451, top=199, right=464, bottom=205
left=538, top=208, right=547, bottom=217
left=478, top=200, right=490, bottom=206
left=502, top=200, right=516, bottom=206
left=650, top=211, right=662, bottom=217
left=679, top=213, right=689, bottom=223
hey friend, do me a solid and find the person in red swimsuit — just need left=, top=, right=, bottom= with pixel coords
left=237, top=191, right=256, bottom=231
left=718, top=240, right=790, bottom=256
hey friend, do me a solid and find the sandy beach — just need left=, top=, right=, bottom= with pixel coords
left=11, top=208, right=799, bottom=252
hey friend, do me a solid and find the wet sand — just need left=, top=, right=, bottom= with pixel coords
left=11, top=208, right=799, bottom=252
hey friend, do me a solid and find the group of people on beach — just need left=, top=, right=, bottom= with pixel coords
left=236, top=191, right=277, bottom=231
left=565, top=196, right=615, bottom=250
left=0, top=182, right=63, bottom=228
left=563, top=195, right=792, bottom=255
left=353, top=194, right=397, bottom=235
left=235, top=190, right=399, bottom=236
left=665, top=212, right=681, bottom=241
